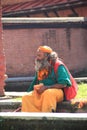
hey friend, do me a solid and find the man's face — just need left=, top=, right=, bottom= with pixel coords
left=35, top=51, right=50, bottom=71
left=36, top=50, right=45, bottom=61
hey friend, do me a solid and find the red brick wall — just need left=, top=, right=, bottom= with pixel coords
left=3, top=28, right=87, bottom=77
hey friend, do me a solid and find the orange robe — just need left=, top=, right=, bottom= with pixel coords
left=21, top=85, right=64, bottom=112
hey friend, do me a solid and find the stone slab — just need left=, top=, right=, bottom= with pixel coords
left=0, top=113, right=87, bottom=130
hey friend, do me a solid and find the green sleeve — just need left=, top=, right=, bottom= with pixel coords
left=27, top=73, right=37, bottom=92
left=56, top=65, right=72, bottom=87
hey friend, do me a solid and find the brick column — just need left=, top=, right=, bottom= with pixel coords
left=0, top=0, right=6, bottom=96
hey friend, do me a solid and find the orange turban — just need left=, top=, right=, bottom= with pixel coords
left=37, top=46, right=53, bottom=53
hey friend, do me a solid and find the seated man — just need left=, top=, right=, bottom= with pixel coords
left=21, top=45, right=78, bottom=112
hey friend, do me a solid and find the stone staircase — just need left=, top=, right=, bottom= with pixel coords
left=0, top=92, right=87, bottom=130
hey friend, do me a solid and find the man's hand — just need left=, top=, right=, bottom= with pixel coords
left=34, top=83, right=47, bottom=94
left=36, top=85, right=47, bottom=94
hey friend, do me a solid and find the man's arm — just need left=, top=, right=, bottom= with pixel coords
left=36, top=84, right=66, bottom=94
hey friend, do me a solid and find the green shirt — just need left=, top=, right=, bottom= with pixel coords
left=27, top=65, right=72, bottom=92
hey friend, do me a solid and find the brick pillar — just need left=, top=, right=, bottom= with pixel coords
left=0, top=0, right=6, bottom=96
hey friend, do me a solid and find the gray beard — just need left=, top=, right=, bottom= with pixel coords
left=35, top=59, right=51, bottom=72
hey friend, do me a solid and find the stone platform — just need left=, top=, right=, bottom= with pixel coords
left=0, top=113, right=87, bottom=130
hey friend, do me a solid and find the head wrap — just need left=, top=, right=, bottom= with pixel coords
left=37, top=46, right=53, bottom=53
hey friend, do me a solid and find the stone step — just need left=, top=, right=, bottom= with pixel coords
left=5, top=77, right=87, bottom=91
left=0, top=96, right=87, bottom=113
left=56, top=100, right=87, bottom=113
left=0, top=113, right=87, bottom=130
left=0, top=92, right=23, bottom=112
left=0, top=99, right=21, bottom=112
left=0, top=92, right=87, bottom=112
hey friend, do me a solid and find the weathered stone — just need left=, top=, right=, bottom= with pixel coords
left=0, top=99, right=21, bottom=112
left=0, top=113, right=87, bottom=130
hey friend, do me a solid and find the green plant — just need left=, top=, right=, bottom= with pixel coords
left=75, top=83, right=87, bottom=99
